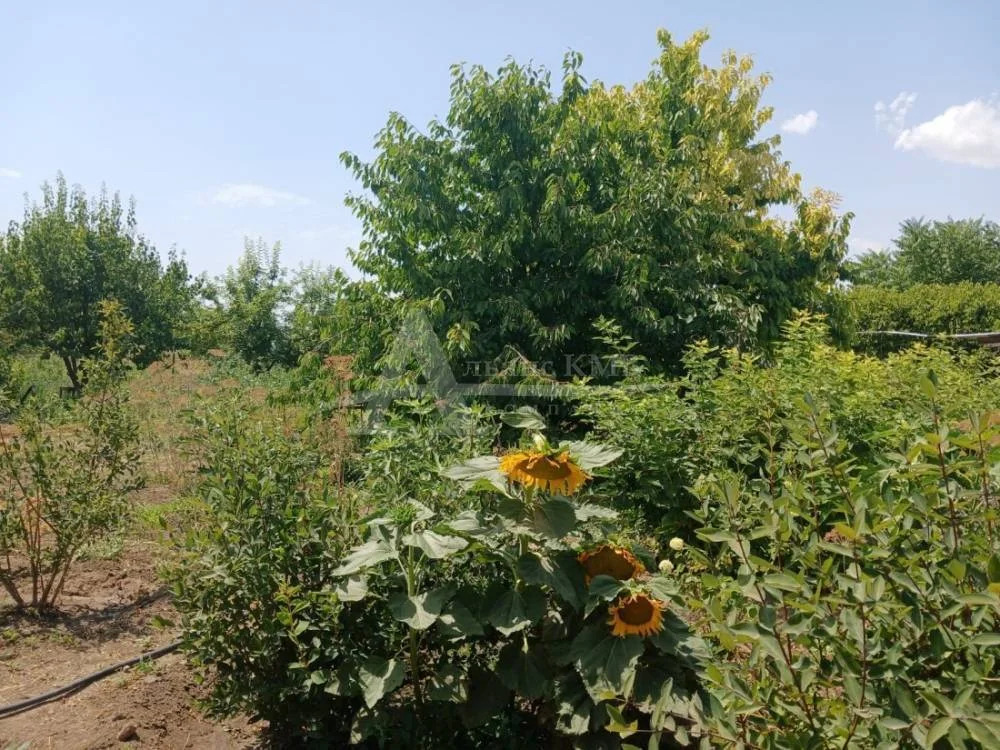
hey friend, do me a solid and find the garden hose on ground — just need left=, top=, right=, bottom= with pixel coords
left=0, top=639, right=182, bottom=719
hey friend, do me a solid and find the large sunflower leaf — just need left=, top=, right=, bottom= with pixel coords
left=532, top=497, right=576, bottom=539
left=333, top=537, right=397, bottom=576
left=332, top=575, right=368, bottom=602
left=437, top=599, right=484, bottom=640
left=359, top=657, right=405, bottom=708
left=402, top=529, right=469, bottom=559
left=585, top=575, right=628, bottom=617
left=485, top=586, right=546, bottom=635
left=442, top=455, right=508, bottom=493
left=459, top=666, right=510, bottom=728
left=496, top=641, right=550, bottom=698
left=563, top=440, right=623, bottom=470
left=570, top=624, right=644, bottom=696
left=388, top=586, right=454, bottom=630
left=518, top=551, right=586, bottom=609
left=428, top=664, right=468, bottom=703
left=553, top=671, right=596, bottom=736
left=501, top=406, right=546, bottom=430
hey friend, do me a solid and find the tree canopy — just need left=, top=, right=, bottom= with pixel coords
left=0, top=174, right=193, bottom=387
left=845, top=217, right=1000, bottom=289
left=343, top=30, right=851, bottom=374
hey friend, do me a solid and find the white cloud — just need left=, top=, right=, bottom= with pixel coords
left=875, top=91, right=917, bottom=136
left=781, top=110, right=818, bottom=135
left=0, top=167, right=21, bottom=178
left=211, top=183, right=311, bottom=207
left=894, top=98, right=1000, bottom=168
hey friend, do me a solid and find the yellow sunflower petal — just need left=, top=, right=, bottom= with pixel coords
left=607, top=594, right=665, bottom=638
left=499, top=449, right=590, bottom=495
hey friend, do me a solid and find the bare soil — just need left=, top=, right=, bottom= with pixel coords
left=0, top=534, right=263, bottom=749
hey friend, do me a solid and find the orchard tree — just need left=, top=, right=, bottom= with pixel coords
left=218, top=238, right=292, bottom=369
left=342, top=29, right=851, bottom=374
left=0, top=174, right=194, bottom=387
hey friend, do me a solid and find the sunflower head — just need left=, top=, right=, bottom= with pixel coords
left=578, top=545, right=645, bottom=583
left=499, top=449, right=589, bottom=495
left=608, top=593, right=665, bottom=638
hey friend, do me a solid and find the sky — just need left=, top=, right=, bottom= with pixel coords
left=1, top=1, right=998, bottom=279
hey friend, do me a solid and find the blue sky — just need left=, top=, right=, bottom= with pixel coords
left=1, top=1, right=998, bottom=278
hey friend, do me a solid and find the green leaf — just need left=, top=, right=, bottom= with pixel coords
left=402, top=529, right=468, bottom=559
left=428, top=664, right=468, bottom=703
left=605, top=703, right=639, bottom=735
left=988, top=553, right=1000, bottom=584
left=359, top=657, right=405, bottom=708
left=574, top=503, right=618, bottom=522
left=485, top=587, right=545, bottom=635
left=332, top=575, right=368, bottom=602
left=496, top=641, right=549, bottom=698
left=970, top=632, right=1000, bottom=647
left=570, top=625, right=644, bottom=695
left=333, top=537, right=397, bottom=576
left=518, top=551, right=586, bottom=609
left=442, top=455, right=506, bottom=493
left=501, top=406, right=546, bottom=430
left=437, top=599, right=484, bottom=639
left=564, top=440, right=623, bottom=470
left=956, top=592, right=1000, bottom=607
left=926, top=717, right=953, bottom=748
left=388, top=587, right=454, bottom=630
left=586, top=575, right=627, bottom=616
left=459, top=666, right=510, bottom=728
left=531, top=497, right=576, bottom=538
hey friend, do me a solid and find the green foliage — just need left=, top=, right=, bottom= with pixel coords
left=577, top=315, right=1000, bottom=533
left=323, top=415, right=708, bottom=747
left=849, top=283, right=1000, bottom=352
left=0, top=174, right=195, bottom=387
left=684, top=379, right=1000, bottom=748
left=846, top=217, right=1000, bottom=289
left=0, top=301, right=144, bottom=610
left=343, top=30, right=850, bottom=374
left=169, top=397, right=363, bottom=741
left=214, top=238, right=293, bottom=369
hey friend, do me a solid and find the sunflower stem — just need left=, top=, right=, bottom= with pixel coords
left=405, top=537, right=423, bottom=707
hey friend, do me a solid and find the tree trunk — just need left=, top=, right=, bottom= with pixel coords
left=61, top=355, right=82, bottom=392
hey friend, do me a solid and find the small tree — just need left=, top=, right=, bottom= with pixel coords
left=0, top=174, right=196, bottom=388
left=0, top=301, right=143, bottom=610
left=219, top=238, right=291, bottom=369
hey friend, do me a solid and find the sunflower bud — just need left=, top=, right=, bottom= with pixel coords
left=658, top=559, right=674, bottom=574
left=669, top=537, right=684, bottom=552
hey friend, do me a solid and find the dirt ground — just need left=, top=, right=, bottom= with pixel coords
left=0, top=534, right=263, bottom=750
left=1, top=357, right=269, bottom=749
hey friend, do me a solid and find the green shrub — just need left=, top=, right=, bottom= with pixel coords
left=169, top=397, right=363, bottom=742
left=577, top=315, right=1000, bottom=534
left=849, top=282, right=1000, bottom=354
left=683, top=377, right=1000, bottom=747
left=0, top=302, right=143, bottom=610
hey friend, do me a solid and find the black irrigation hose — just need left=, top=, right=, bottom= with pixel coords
left=0, top=639, right=182, bottom=719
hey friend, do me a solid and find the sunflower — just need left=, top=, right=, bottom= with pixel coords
left=608, top=593, right=665, bottom=638
left=578, top=545, right=645, bottom=583
left=499, top=450, right=589, bottom=495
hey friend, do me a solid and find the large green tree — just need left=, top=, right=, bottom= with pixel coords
left=342, top=30, right=851, bottom=374
left=0, top=174, right=194, bottom=388
left=845, top=217, right=1000, bottom=289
